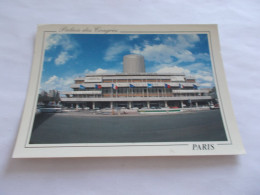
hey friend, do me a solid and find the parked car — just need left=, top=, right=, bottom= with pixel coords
left=209, top=104, right=220, bottom=110
left=170, top=106, right=179, bottom=109
left=150, top=106, right=161, bottom=109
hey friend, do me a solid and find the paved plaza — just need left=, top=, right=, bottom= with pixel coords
left=30, top=110, right=227, bottom=144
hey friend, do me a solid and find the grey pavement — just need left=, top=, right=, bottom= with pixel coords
left=30, top=110, right=227, bottom=144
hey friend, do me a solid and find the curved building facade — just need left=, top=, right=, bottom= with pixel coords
left=61, top=55, right=213, bottom=109
left=123, top=54, right=145, bottom=73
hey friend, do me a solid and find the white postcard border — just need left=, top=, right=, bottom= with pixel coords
left=13, top=24, right=245, bottom=158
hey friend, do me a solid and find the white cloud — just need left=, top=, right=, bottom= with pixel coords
left=131, top=44, right=172, bottom=63
left=196, top=53, right=211, bottom=61
left=195, top=74, right=213, bottom=82
left=41, top=75, right=75, bottom=92
left=154, top=36, right=160, bottom=41
left=104, top=34, right=201, bottom=66
left=104, top=43, right=130, bottom=61
left=184, top=34, right=200, bottom=42
left=131, top=44, right=195, bottom=64
left=175, top=50, right=195, bottom=62
left=154, top=64, right=214, bottom=88
left=45, top=75, right=58, bottom=84
left=95, top=68, right=108, bottom=74
left=129, top=34, right=202, bottom=65
left=155, top=65, right=191, bottom=75
left=129, top=35, right=139, bottom=40
left=41, top=67, right=118, bottom=92
left=186, top=63, right=205, bottom=70
left=193, top=74, right=213, bottom=82
left=45, top=34, right=76, bottom=51
left=55, top=51, right=74, bottom=65
left=84, top=68, right=117, bottom=74
left=194, top=70, right=213, bottom=82
left=175, top=34, right=200, bottom=49
left=193, top=70, right=214, bottom=88
left=45, top=34, right=62, bottom=50
left=45, top=34, right=78, bottom=66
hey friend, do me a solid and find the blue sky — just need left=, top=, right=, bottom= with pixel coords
left=41, top=33, right=215, bottom=92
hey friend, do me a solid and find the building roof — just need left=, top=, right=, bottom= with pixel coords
left=84, top=72, right=186, bottom=77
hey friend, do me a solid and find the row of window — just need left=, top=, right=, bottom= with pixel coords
left=75, top=79, right=173, bottom=84
left=74, top=87, right=197, bottom=91
left=68, top=93, right=208, bottom=98
left=74, top=79, right=197, bottom=84
left=103, top=88, right=172, bottom=94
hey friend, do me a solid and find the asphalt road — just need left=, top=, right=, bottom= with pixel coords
left=30, top=110, right=227, bottom=144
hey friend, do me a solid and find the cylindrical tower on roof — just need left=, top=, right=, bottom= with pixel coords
left=123, top=54, right=145, bottom=73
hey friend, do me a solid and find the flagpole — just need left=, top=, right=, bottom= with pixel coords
left=111, top=84, right=114, bottom=115
left=111, top=84, right=113, bottom=97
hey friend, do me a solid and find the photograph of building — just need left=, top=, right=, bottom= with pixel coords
left=29, top=32, right=227, bottom=144
left=61, top=54, right=213, bottom=110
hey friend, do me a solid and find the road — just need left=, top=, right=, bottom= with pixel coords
left=30, top=110, right=227, bottom=144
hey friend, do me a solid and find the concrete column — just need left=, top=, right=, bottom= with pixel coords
left=180, top=101, right=183, bottom=108
left=110, top=102, right=113, bottom=109
left=76, top=103, right=79, bottom=110
left=147, top=101, right=150, bottom=109
left=195, top=102, right=198, bottom=107
left=93, top=102, right=95, bottom=109
left=128, top=101, right=132, bottom=109
left=165, top=101, right=168, bottom=108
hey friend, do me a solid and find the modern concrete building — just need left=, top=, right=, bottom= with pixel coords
left=61, top=54, right=213, bottom=109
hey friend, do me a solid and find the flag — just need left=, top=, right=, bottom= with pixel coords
left=112, top=84, right=118, bottom=90
left=95, top=84, right=102, bottom=89
left=165, top=84, right=171, bottom=88
left=79, top=85, right=86, bottom=89
left=147, top=83, right=153, bottom=88
left=130, top=84, right=135, bottom=88
left=193, top=84, right=198, bottom=89
left=179, top=83, right=184, bottom=89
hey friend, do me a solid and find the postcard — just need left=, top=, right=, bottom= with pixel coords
left=12, top=24, right=245, bottom=158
